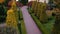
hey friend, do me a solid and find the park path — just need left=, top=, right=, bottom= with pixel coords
left=21, top=6, right=42, bottom=34
left=0, top=23, right=6, bottom=27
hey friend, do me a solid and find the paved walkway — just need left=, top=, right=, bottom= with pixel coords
left=0, top=23, right=6, bottom=27
left=21, top=6, right=42, bottom=34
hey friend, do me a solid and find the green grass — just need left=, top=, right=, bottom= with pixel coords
left=20, top=20, right=27, bottom=34
left=19, top=9, right=27, bottom=34
left=20, top=9, right=23, bottom=20
left=43, top=16, right=55, bottom=32
left=31, top=14, right=55, bottom=34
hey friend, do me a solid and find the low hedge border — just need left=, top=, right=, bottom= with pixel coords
left=20, top=20, right=27, bottom=34
left=28, top=7, right=55, bottom=34
left=31, top=14, right=54, bottom=34
left=19, top=9, right=27, bottom=34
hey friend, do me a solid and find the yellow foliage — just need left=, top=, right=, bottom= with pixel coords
left=32, top=2, right=48, bottom=23
left=32, top=1, right=37, bottom=12
left=6, top=0, right=19, bottom=34
left=0, top=0, right=4, bottom=3
left=39, top=3, right=48, bottom=23
left=36, top=2, right=41, bottom=17
left=6, top=9, right=19, bottom=34
left=34, top=2, right=38, bottom=15
left=6, top=9, right=18, bottom=28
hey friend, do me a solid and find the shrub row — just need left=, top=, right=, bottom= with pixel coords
left=32, top=2, right=48, bottom=24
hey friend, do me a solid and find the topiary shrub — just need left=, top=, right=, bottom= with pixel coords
left=36, top=2, right=42, bottom=17
left=6, top=8, right=19, bottom=34
left=6, top=0, right=19, bottom=34
left=37, top=2, right=48, bottom=24
left=34, top=2, right=39, bottom=16
left=32, top=1, right=37, bottom=13
left=32, top=2, right=48, bottom=24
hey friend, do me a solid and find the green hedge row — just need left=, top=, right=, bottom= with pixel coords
left=31, top=13, right=55, bottom=34
left=19, top=9, right=27, bottom=34
left=31, top=14, right=50, bottom=34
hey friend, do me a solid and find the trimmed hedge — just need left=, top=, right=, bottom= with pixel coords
left=31, top=14, right=50, bottom=34
left=19, top=9, right=27, bottom=34
left=31, top=2, right=48, bottom=24
left=6, top=9, right=20, bottom=34
left=31, top=13, right=55, bottom=34
left=20, top=20, right=27, bottom=34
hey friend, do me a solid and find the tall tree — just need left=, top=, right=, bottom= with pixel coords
left=19, top=0, right=28, bottom=5
left=4, top=0, right=11, bottom=6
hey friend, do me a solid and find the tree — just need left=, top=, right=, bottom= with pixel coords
left=52, top=0, right=60, bottom=34
left=19, top=0, right=28, bottom=5
left=0, top=0, right=7, bottom=22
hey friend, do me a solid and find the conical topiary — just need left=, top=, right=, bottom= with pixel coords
left=32, top=1, right=37, bottom=13
left=39, top=3, right=48, bottom=24
left=6, top=0, right=19, bottom=34
left=34, top=2, right=38, bottom=16
left=36, top=2, right=42, bottom=18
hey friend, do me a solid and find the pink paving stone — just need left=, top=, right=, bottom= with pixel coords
left=21, top=6, right=42, bottom=34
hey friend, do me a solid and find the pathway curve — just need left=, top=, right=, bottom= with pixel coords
left=21, top=6, right=42, bottom=34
